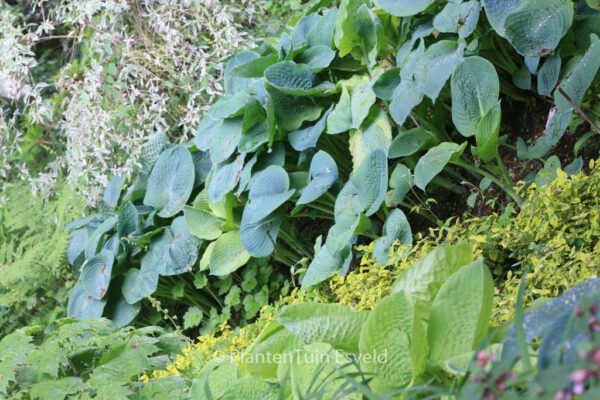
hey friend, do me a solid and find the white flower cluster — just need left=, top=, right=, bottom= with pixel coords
left=1, top=0, right=263, bottom=205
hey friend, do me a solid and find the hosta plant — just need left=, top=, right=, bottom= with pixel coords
left=67, top=0, right=600, bottom=328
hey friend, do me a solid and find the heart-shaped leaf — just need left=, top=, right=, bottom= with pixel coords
left=289, top=106, right=333, bottom=151
left=147, top=217, right=201, bottom=276
left=350, top=148, right=388, bottom=216
left=68, top=282, right=107, bottom=321
left=208, top=154, right=245, bottom=202
left=297, top=151, right=338, bottom=205
left=121, top=266, right=159, bottom=304
left=209, top=231, right=251, bottom=276
left=388, top=127, right=432, bottom=158
left=414, top=142, right=465, bottom=191
left=415, top=40, right=465, bottom=101
left=80, top=251, right=114, bottom=300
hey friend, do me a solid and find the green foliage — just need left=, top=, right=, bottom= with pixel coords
left=0, top=318, right=187, bottom=399
left=0, top=183, right=85, bottom=336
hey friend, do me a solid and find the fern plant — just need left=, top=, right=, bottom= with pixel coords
left=0, top=182, right=85, bottom=336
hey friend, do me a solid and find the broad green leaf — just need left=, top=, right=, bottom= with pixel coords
left=308, top=7, right=338, bottom=47
left=334, top=181, right=362, bottom=220
left=374, top=0, right=434, bottom=17
left=372, top=68, right=401, bottom=101
left=297, top=151, right=338, bottom=205
left=68, top=282, right=107, bottom=321
left=537, top=54, right=561, bottom=97
left=289, top=106, right=332, bottom=151
left=350, top=148, right=388, bottom=216
left=207, top=155, right=245, bottom=202
left=279, top=303, right=369, bottom=352
left=292, top=13, right=322, bottom=49
left=391, top=243, right=474, bottom=307
left=143, top=145, right=195, bottom=218
left=372, top=209, right=412, bottom=265
left=302, top=236, right=353, bottom=286
left=451, top=56, right=499, bottom=137
left=209, top=231, right=251, bottom=276
left=353, top=4, right=380, bottom=67
left=475, top=101, right=502, bottom=162
left=297, top=45, right=336, bottom=71
left=140, top=132, right=170, bottom=169
left=351, top=83, right=376, bottom=129
left=428, top=260, right=494, bottom=367
left=230, top=54, right=277, bottom=79
left=359, top=291, right=427, bottom=392
left=434, top=1, right=480, bottom=38
left=512, top=65, right=532, bottom=90
left=334, top=0, right=370, bottom=58
left=108, top=296, right=141, bottom=328
left=224, top=51, right=260, bottom=94
left=221, top=376, right=279, bottom=400
left=326, top=85, right=353, bottom=134
left=349, top=110, right=392, bottom=169
left=415, top=40, right=465, bottom=101
left=121, top=266, right=158, bottom=304
left=191, top=358, right=238, bottom=400
left=386, top=163, right=413, bottom=207
left=29, top=377, right=82, bottom=400
left=388, top=127, right=432, bottom=158
left=80, top=251, right=114, bottom=300
left=481, top=0, right=522, bottom=37
left=269, top=89, right=323, bottom=131
left=206, top=91, right=251, bottom=120
left=414, top=142, right=464, bottom=190
left=265, top=62, right=336, bottom=97
left=184, top=207, right=223, bottom=241
left=85, top=216, right=117, bottom=260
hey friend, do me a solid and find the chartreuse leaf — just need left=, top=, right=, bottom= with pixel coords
left=68, top=282, right=107, bottom=321
left=143, top=145, right=195, bottom=218
left=350, top=148, right=388, bottom=216
left=374, top=0, right=434, bottom=16
left=209, top=231, right=250, bottom=276
left=184, top=205, right=223, bottom=241
left=222, top=376, right=279, bottom=400
left=392, top=243, right=475, bottom=307
left=191, top=357, right=238, bottom=400
left=279, top=303, right=369, bottom=352
left=80, top=251, right=114, bottom=300
left=334, top=0, right=370, bottom=58
left=297, top=151, right=338, bottom=205
left=451, top=57, right=499, bottom=137
left=372, top=209, right=412, bottom=265
left=476, top=101, right=502, bottom=162
left=241, top=166, right=295, bottom=257
left=428, top=260, right=494, bottom=367
left=359, top=291, right=427, bottom=392
left=414, top=142, right=465, bottom=191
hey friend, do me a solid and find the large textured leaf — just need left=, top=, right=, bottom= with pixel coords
left=279, top=303, right=370, bottom=352
left=297, top=45, right=336, bottom=71
left=191, top=358, right=238, bottom=400
left=326, top=85, right=353, bottom=134
left=117, top=202, right=139, bottom=246
left=207, top=155, right=245, bottom=202
left=374, top=0, right=434, bottom=16
left=209, top=231, right=251, bottom=276
left=475, top=101, right=502, bottom=162
left=451, top=57, right=499, bottom=137
left=269, top=89, right=323, bottom=131
left=349, top=111, right=392, bottom=169
left=108, top=295, right=142, bottom=328
left=297, top=151, right=338, bottom=205
left=143, top=146, right=195, bottom=218
left=102, top=175, right=125, bottom=210
left=388, top=127, right=432, bottom=158
left=415, top=40, right=465, bottom=101
left=428, top=260, right=494, bottom=367
left=537, top=54, right=561, bottom=97
left=68, top=282, right=107, bottom=321
left=184, top=206, right=223, bottom=241
left=80, top=251, right=114, bottom=300
left=147, top=217, right=201, bottom=276
left=209, top=117, right=243, bottom=165
left=265, top=62, right=334, bottom=97
left=373, top=68, right=401, bottom=101
left=302, top=236, right=353, bottom=286
left=389, top=79, right=423, bottom=126
left=308, top=7, right=338, bottom=47
left=481, top=0, right=522, bottom=37
left=434, top=1, right=480, bottom=38
left=221, top=376, right=279, bottom=400
left=414, top=142, right=464, bottom=190
left=85, top=216, right=117, bottom=260
left=121, top=267, right=158, bottom=304
left=359, top=291, right=427, bottom=392
left=372, top=209, right=412, bottom=265
left=392, top=243, right=474, bottom=307
left=351, top=83, right=376, bottom=129
left=386, top=163, right=413, bottom=207
left=289, top=106, right=332, bottom=151
left=241, top=166, right=295, bottom=257
left=334, top=181, right=362, bottom=220
left=350, top=148, right=388, bottom=216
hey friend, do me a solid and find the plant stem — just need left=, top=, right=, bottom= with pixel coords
left=453, top=160, right=521, bottom=205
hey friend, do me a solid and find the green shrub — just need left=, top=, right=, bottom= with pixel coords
left=0, top=183, right=85, bottom=336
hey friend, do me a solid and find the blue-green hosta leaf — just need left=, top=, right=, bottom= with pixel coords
left=230, top=54, right=278, bottom=79
left=194, top=115, right=220, bottom=152
left=192, top=151, right=212, bottom=188
left=434, top=1, right=480, bottom=38
left=297, top=151, right=338, bottom=205
left=302, top=237, right=353, bottom=286
left=392, top=242, right=475, bottom=306
left=279, top=303, right=369, bottom=353
left=241, top=167, right=295, bottom=256
left=434, top=2, right=460, bottom=33
left=268, top=89, right=324, bottom=131
left=350, top=148, right=388, bottom=216
left=537, top=54, right=561, bottom=97
left=296, top=45, right=336, bottom=71
left=148, top=217, right=201, bottom=276
left=102, top=175, right=125, bottom=210
left=326, top=85, right=353, bottom=134
left=143, top=145, right=195, bottom=218
left=122, top=266, right=158, bottom=304
left=208, top=155, right=245, bottom=203
left=209, top=231, right=251, bottom=276
left=140, top=132, right=170, bottom=169
left=400, top=38, right=426, bottom=80
left=415, top=40, right=465, bottom=102
left=117, top=202, right=139, bottom=245
left=517, top=108, right=572, bottom=159
left=373, top=209, right=412, bottom=265
left=374, top=0, right=434, bottom=16
left=80, top=251, right=114, bottom=300
left=324, top=212, right=361, bottom=254
left=265, top=62, right=336, bottom=97
left=292, top=13, right=322, bottom=49
left=388, top=127, right=433, bottom=158
left=68, top=282, right=107, bottom=321
left=373, top=68, right=401, bottom=101
left=224, top=51, right=260, bottom=94
left=349, top=110, right=392, bottom=169
left=239, top=122, right=269, bottom=153
left=512, top=65, right=532, bottom=90
left=334, top=181, right=362, bottom=220
left=428, top=260, right=494, bottom=367
left=85, top=216, right=117, bottom=260
left=109, top=295, right=141, bottom=328
left=289, top=106, right=333, bottom=151
left=481, top=0, right=522, bottom=37
left=206, top=91, right=251, bottom=120
left=308, top=7, right=338, bottom=47
left=67, top=228, right=88, bottom=268
left=414, top=142, right=465, bottom=191
left=386, top=163, right=413, bottom=207
left=354, top=4, right=381, bottom=68
left=279, top=32, right=293, bottom=60
left=236, top=153, right=259, bottom=197
left=396, top=24, right=433, bottom=65
left=242, top=99, right=266, bottom=134
left=359, top=291, right=427, bottom=392
left=451, top=56, right=500, bottom=137
left=209, top=117, right=243, bottom=165
left=351, top=83, right=376, bottom=129
left=476, top=101, right=502, bottom=162
left=184, top=207, right=223, bottom=241
left=504, top=0, right=573, bottom=57
left=390, top=79, right=423, bottom=126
